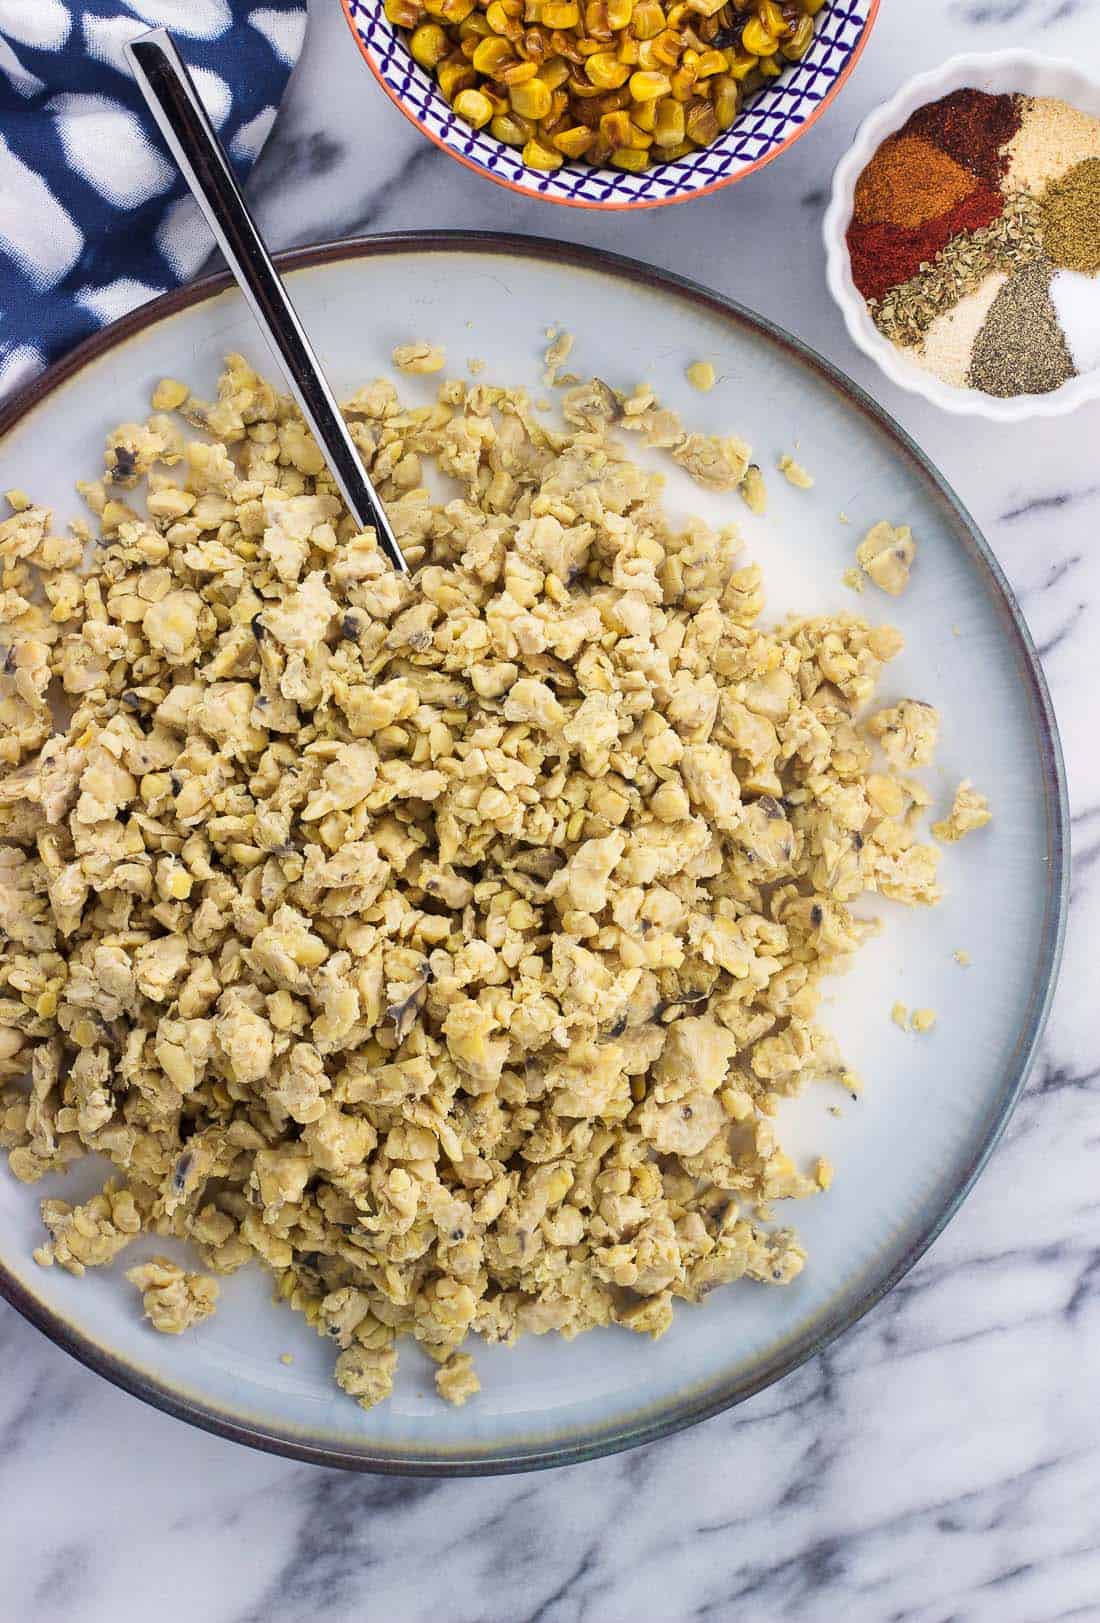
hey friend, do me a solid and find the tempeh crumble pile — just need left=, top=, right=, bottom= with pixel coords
left=0, top=352, right=982, bottom=1410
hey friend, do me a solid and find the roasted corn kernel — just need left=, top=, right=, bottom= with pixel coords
left=585, top=51, right=632, bottom=88
left=395, top=0, right=827, bottom=171
left=454, top=87, right=494, bottom=126
left=471, top=35, right=514, bottom=73
left=521, top=136, right=564, bottom=167
left=410, top=21, right=449, bottom=67
left=629, top=69, right=672, bottom=100
left=651, top=95, right=684, bottom=145
left=632, top=0, right=665, bottom=37
left=741, top=17, right=777, bottom=54
left=510, top=76, right=553, bottom=118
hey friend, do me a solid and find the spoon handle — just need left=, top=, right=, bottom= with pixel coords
left=125, top=27, right=409, bottom=576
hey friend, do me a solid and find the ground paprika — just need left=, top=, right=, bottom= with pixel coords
left=847, top=184, right=1007, bottom=303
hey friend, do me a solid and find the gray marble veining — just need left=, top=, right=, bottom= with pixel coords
left=2, top=3, right=1099, bottom=1620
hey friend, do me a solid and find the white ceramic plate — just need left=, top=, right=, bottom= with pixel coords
left=0, top=235, right=1067, bottom=1473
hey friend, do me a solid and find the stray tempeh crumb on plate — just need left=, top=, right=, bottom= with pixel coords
left=933, top=780, right=993, bottom=842
left=856, top=520, right=916, bottom=596
left=778, top=453, right=814, bottom=489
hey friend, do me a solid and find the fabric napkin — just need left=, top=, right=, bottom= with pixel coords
left=0, top=1, right=308, bottom=401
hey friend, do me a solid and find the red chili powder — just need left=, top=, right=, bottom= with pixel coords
left=847, top=183, right=1006, bottom=303
left=901, top=88, right=1022, bottom=185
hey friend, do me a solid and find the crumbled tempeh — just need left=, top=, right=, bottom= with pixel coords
left=392, top=342, right=446, bottom=375
left=0, top=350, right=961, bottom=1411
left=867, top=699, right=940, bottom=770
left=856, top=521, right=916, bottom=596
left=933, top=780, right=992, bottom=843
left=126, top=1255, right=219, bottom=1333
left=778, top=454, right=813, bottom=490
left=435, top=1352, right=481, bottom=1406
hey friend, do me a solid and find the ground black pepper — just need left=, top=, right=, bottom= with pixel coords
left=968, top=261, right=1076, bottom=396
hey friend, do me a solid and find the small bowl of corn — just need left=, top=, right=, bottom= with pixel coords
left=341, top=0, right=878, bottom=209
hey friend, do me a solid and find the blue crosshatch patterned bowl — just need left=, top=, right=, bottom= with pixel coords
left=341, top=0, right=878, bottom=209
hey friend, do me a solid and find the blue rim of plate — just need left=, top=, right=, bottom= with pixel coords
left=0, top=231, right=1069, bottom=1476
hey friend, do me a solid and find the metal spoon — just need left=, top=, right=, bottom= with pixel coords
left=125, top=26, right=408, bottom=575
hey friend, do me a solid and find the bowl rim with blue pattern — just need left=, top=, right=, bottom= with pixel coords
left=340, top=0, right=879, bottom=209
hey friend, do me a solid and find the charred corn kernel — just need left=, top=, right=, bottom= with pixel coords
left=629, top=69, right=671, bottom=99
left=437, top=58, right=476, bottom=97
left=585, top=51, right=630, bottom=87
left=600, top=108, right=635, bottom=144
left=712, top=72, right=740, bottom=127
left=384, top=0, right=420, bottom=22
left=657, top=137, right=693, bottom=158
left=522, top=136, right=564, bottom=167
left=540, top=54, right=570, bottom=87
left=617, top=36, right=640, bottom=63
left=552, top=123, right=596, bottom=155
left=653, top=28, right=683, bottom=65
left=499, top=57, right=539, bottom=81
left=509, top=76, right=552, bottom=116
left=757, top=51, right=781, bottom=75
left=454, top=87, right=494, bottom=125
left=591, top=87, right=630, bottom=114
left=491, top=112, right=528, bottom=143
left=651, top=95, right=684, bottom=144
left=541, top=0, right=579, bottom=21
left=781, top=15, right=813, bottom=58
left=547, top=85, right=569, bottom=119
left=693, top=48, right=725, bottom=76
left=606, top=0, right=633, bottom=24
left=486, top=0, right=515, bottom=29
left=611, top=145, right=648, bottom=169
left=669, top=65, right=697, bottom=99
left=741, top=17, right=777, bottom=53
left=458, top=12, right=492, bottom=34
left=438, top=0, right=476, bottom=18
left=632, top=0, right=664, bottom=35
left=724, top=47, right=758, bottom=78
left=756, top=0, right=788, bottom=34
left=632, top=96, right=657, bottom=130
left=472, top=34, right=514, bottom=72
left=584, top=0, right=613, bottom=36
left=410, top=19, right=450, bottom=63
left=685, top=96, right=719, bottom=143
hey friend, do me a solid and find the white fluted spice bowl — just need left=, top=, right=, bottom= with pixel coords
left=824, top=50, right=1100, bottom=421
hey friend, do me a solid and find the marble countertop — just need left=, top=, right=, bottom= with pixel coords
left=4, top=3, right=1099, bottom=1619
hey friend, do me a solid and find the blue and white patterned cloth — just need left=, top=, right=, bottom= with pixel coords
left=0, top=1, right=308, bottom=400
